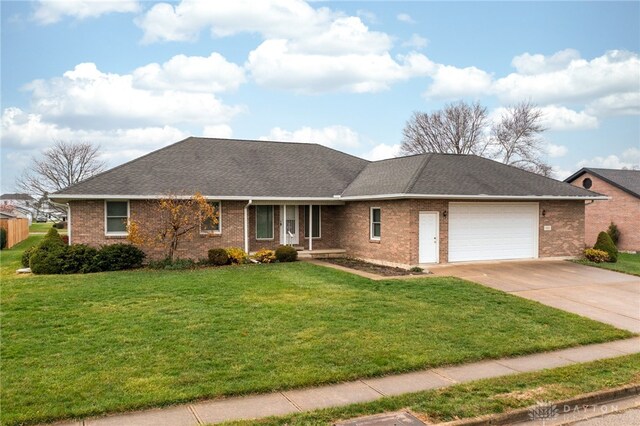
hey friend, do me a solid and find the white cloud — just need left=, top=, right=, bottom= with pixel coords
left=551, top=166, right=574, bottom=181
left=261, top=125, right=361, bottom=150
left=356, top=9, right=377, bottom=24
left=586, top=92, right=640, bottom=117
left=202, top=125, right=233, bottom=138
left=577, top=148, right=640, bottom=169
left=132, top=53, right=245, bottom=93
left=425, top=65, right=493, bottom=99
left=137, top=0, right=336, bottom=43
left=363, top=143, right=401, bottom=161
left=402, top=34, right=428, bottom=50
left=511, top=49, right=581, bottom=75
left=494, top=50, right=640, bottom=105
left=24, top=62, right=242, bottom=129
left=247, top=40, right=433, bottom=93
left=33, top=0, right=139, bottom=24
left=539, top=105, right=599, bottom=130
left=547, top=143, right=568, bottom=158
left=396, top=13, right=415, bottom=24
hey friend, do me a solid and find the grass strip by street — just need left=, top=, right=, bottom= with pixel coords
left=223, top=354, right=640, bottom=425
left=573, top=252, right=640, bottom=277
left=0, top=236, right=633, bottom=425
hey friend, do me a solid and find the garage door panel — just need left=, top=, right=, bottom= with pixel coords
left=449, top=203, right=538, bottom=262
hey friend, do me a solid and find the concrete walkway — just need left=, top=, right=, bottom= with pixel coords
left=52, top=337, right=640, bottom=426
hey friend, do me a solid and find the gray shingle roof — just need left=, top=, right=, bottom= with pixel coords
left=53, top=137, right=369, bottom=198
left=52, top=137, right=602, bottom=200
left=565, top=168, right=640, bottom=198
left=0, top=193, right=35, bottom=201
left=342, top=153, right=602, bottom=198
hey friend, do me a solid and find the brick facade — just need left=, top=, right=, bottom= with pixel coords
left=70, top=198, right=586, bottom=265
left=569, top=173, right=640, bottom=251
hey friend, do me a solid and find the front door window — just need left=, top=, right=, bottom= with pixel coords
left=281, top=205, right=299, bottom=245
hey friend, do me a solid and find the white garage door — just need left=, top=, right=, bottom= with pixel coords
left=449, top=203, right=539, bottom=262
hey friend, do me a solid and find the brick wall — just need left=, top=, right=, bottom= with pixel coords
left=70, top=200, right=245, bottom=260
left=539, top=200, right=585, bottom=257
left=569, top=173, right=640, bottom=251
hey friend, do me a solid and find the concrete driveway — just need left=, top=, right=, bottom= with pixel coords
left=430, top=260, right=640, bottom=333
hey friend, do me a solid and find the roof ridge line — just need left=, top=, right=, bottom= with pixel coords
left=403, top=153, right=433, bottom=194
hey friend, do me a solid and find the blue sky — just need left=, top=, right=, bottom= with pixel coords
left=2, top=1, right=639, bottom=193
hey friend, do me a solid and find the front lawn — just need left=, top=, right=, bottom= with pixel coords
left=28, top=222, right=67, bottom=234
left=574, top=252, right=640, bottom=276
left=0, top=238, right=632, bottom=425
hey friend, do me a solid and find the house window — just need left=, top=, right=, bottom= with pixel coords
left=370, top=207, right=381, bottom=240
left=304, top=205, right=321, bottom=239
left=201, top=201, right=221, bottom=233
left=105, top=201, right=129, bottom=235
left=256, top=205, right=274, bottom=240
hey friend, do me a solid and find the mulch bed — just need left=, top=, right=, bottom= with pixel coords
left=323, top=257, right=426, bottom=277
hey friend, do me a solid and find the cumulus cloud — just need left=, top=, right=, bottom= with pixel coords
left=132, top=53, right=245, bottom=93
left=577, top=148, right=640, bottom=169
left=261, top=125, right=361, bottom=150
left=425, top=65, right=493, bottom=99
left=363, top=143, right=401, bottom=161
left=586, top=92, right=640, bottom=117
left=33, top=0, right=139, bottom=24
left=494, top=50, right=640, bottom=105
left=24, top=62, right=242, bottom=130
left=547, top=143, right=568, bottom=158
left=402, top=34, right=428, bottom=50
left=396, top=13, right=415, bottom=24
left=511, top=49, right=581, bottom=75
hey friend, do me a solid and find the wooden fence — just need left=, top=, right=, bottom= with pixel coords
left=0, top=218, right=29, bottom=249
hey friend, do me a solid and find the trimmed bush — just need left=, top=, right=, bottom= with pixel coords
left=53, top=222, right=66, bottom=229
left=225, top=247, right=248, bottom=264
left=208, top=248, right=229, bottom=266
left=583, top=248, right=610, bottom=263
left=607, top=222, right=620, bottom=246
left=164, top=258, right=196, bottom=270
left=61, top=244, right=100, bottom=274
left=22, top=246, right=37, bottom=267
left=0, top=227, right=6, bottom=249
left=275, top=245, right=298, bottom=262
left=254, top=248, right=276, bottom=263
left=30, top=227, right=67, bottom=274
left=593, top=231, right=618, bottom=263
left=94, top=243, right=145, bottom=271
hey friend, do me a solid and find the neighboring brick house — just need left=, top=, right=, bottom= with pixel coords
left=50, top=137, right=604, bottom=267
left=565, top=168, right=640, bottom=252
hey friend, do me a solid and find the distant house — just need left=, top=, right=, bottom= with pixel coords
left=50, top=137, right=604, bottom=267
left=566, top=168, right=640, bottom=252
left=0, top=193, right=36, bottom=224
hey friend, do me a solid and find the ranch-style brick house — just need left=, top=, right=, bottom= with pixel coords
left=50, top=137, right=606, bottom=267
left=565, top=167, right=640, bottom=252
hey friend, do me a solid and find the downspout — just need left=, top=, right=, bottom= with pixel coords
left=67, top=203, right=71, bottom=245
left=244, top=199, right=253, bottom=254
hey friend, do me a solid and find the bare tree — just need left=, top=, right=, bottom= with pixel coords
left=401, top=101, right=489, bottom=156
left=401, top=100, right=552, bottom=176
left=492, top=101, right=551, bottom=176
left=17, top=141, right=106, bottom=211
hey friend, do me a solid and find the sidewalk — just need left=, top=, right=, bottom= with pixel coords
left=51, top=337, right=640, bottom=426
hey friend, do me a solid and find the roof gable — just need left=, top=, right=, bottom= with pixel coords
left=565, top=168, right=640, bottom=198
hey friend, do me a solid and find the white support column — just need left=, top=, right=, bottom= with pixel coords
left=282, top=204, right=287, bottom=245
left=308, top=204, right=313, bottom=251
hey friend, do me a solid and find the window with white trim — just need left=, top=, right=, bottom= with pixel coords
left=201, top=201, right=221, bottom=233
left=370, top=207, right=381, bottom=240
left=105, top=201, right=129, bottom=235
left=304, top=205, right=321, bottom=239
left=256, top=205, right=274, bottom=240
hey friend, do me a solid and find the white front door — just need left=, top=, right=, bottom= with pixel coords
left=280, top=205, right=299, bottom=245
left=419, top=212, right=439, bottom=263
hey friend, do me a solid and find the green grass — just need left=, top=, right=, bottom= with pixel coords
left=28, top=222, right=55, bottom=233
left=574, top=252, right=640, bottom=276
left=0, top=237, right=632, bottom=425
left=224, top=354, right=640, bottom=425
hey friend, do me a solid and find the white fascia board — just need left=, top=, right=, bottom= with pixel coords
left=339, top=193, right=610, bottom=201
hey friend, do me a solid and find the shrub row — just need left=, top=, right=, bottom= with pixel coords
left=206, top=245, right=297, bottom=266
left=25, top=228, right=145, bottom=274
